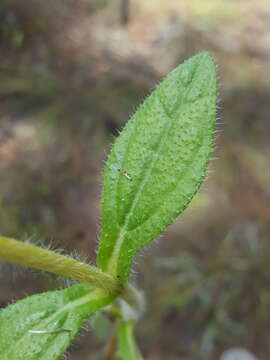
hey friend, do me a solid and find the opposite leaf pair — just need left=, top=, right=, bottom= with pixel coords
left=0, top=52, right=217, bottom=360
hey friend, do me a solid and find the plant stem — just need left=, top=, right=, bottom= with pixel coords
left=0, top=236, right=144, bottom=312
left=117, top=321, right=143, bottom=360
left=0, top=236, right=119, bottom=295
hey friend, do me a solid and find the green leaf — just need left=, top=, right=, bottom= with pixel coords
left=117, top=321, right=143, bottom=360
left=0, top=284, right=115, bottom=360
left=97, top=52, right=217, bottom=283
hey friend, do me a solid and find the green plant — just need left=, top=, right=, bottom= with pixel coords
left=0, top=52, right=217, bottom=360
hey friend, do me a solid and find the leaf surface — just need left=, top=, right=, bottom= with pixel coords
left=0, top=284, right=115, bottom=360
left=98, top=52, right=217, bottom=282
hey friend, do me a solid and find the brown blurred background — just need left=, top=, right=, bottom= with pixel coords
left=0, top=1, right=270, bottom=359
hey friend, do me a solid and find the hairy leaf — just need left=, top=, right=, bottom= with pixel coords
left=0, top=285, right=115, bottom=360
left=98, top=52, right=217, bottom=283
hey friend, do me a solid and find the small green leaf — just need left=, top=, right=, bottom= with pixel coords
left=0, top=285, right=115, bottom=360
left=98, top=52, right=217, bottom=283
left=117, top=321, right=143, bottom=360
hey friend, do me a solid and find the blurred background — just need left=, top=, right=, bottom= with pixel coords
left=0, top=0, right=270, bottom=359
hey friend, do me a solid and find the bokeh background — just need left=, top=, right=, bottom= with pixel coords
left=1, top=1, right=270, bottom=359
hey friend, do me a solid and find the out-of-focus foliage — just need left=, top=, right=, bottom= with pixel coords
left=145, top=226, right=270, bottom=359
left=0, top=0, right=155, bottom=251
left=1, top=0, right=270, bottom=359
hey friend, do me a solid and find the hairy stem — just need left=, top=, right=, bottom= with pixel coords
left=0, top=236, right=119, bottom=295
left=0, top=236, right=144, bottom=312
